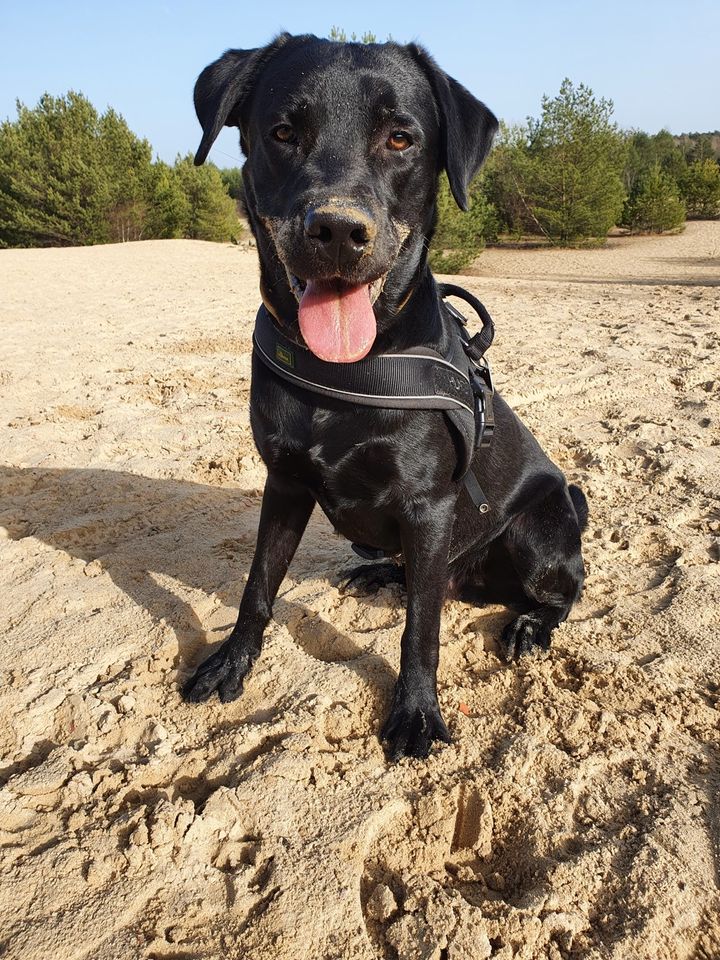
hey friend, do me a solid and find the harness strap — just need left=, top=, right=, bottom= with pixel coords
left=253, top=305, right=475, bottom=416
left=437, top=282, right=495, bottom=359
left=462, top=469, right=490, bottom=513
left=251, top=286, right=495, bottom=527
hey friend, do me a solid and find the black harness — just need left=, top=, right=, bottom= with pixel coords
left=252, top=282, right=496, bottom=554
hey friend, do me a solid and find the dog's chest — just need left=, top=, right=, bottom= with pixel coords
left=291, top=407, right=411, bottom=510
left=257, top=395, right=447, bottom=514
left=251, top=365, right=459, bottom=548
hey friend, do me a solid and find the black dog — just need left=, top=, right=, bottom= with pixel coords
left=183, top=34, right=588, bottom=759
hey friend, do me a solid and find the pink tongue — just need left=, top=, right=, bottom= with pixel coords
left=298, top=280, right=377, bottom=362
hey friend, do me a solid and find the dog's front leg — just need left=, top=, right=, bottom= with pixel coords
left=381, top=496, right=455, bottom=760
left=183, top=472, right=314, bottom=704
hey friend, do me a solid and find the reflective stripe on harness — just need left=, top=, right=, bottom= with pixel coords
left=251, top=283, right=496, bottom=516
left=253, top=325, right=475, bottom=416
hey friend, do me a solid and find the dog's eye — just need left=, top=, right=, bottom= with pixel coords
left=386, top=131, right=412, bottom=151
left=272, top=124, right=295, bottom=144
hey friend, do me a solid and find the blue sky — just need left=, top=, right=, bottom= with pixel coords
left=1, top=0, right=717, bottom=167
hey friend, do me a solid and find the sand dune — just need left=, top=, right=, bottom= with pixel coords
left=1, top=222, right=718, bottom=959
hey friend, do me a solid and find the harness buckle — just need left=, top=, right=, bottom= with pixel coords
left=468, top=358, right=495, bottom=449
left=475, top=357, right=494, bottom=395
left=465, top=332, right=488, bottom=363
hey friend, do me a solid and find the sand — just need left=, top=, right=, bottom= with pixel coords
left=0, top=222, right=718, bottom=960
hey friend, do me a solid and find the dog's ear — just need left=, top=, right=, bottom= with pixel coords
left=408, top=45, right=498, bottom=211
left=193, top=33, right=291, bottom=165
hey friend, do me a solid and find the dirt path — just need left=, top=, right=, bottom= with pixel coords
left=1, top=223, right=718, bottom=959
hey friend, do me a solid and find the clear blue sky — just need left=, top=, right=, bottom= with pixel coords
left=1, top=0, right=717, bottom=167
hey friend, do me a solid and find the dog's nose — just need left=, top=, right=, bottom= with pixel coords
left=303, top=204, right=377, bottom=266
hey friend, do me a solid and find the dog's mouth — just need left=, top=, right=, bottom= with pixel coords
left=287, top=272, right=387, bottom=363
left=288, top=273, right=386, bottom=305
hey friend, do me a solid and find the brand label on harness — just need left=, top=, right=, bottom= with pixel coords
left=275, top=343, right=295, bottom=368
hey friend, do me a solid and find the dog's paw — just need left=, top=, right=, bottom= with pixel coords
left=381, top=698, right=451, bottom=761
left=182, top=640, right=257, bottom=704
left=501, top=613, right=552, bottom=661
left=339, top=561, right=405, bottom=596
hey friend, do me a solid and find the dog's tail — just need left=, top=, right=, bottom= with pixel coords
left=568, top=484, right=589, bottom=532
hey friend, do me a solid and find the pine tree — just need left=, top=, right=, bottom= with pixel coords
left=429, top=173, right=498, bottom=273
left=485, top=82, right=627, bottom=244
left=623, top=164, right=685, bottom=232
left=98, top=108, right=154, bottom=242
left=624, top=130, right=687, bottom=195
left=0, top=92, right=110, bottom=246
left=520, top=80, right=627, bottom=243
left=219, top=167, right=246, bottom=218
left=173, top=155, right=241, bottom=242
left=328, top=27, right=377, bottom=42
left=145, top=161, right=191, bottom=238
left=0, top=92, right=243, bottom=247
left=681, top=158, right=720, bottom=219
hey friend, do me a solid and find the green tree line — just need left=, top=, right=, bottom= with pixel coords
left=0, top=91, right=241, bottom=247
left=1, top=85, right=718, bottom=267
left=431, top=80, right=720, bottom=272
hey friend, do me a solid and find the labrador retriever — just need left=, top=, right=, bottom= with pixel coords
left=182, top=34, right=588, bottom=760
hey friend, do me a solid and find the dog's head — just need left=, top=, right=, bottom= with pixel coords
left=194, top=34, right=497, bottom=361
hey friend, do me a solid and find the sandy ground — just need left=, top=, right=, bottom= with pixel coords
left=1, top=222, right=719, bottom=960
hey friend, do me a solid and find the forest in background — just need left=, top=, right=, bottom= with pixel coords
left=0, top=84, right=718, bottom=270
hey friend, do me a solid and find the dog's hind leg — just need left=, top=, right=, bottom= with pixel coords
left=339, top=560, right=406, bottom=595
left=183, top=473, right=314, bottom=703
left=499, top=483, right=586, bottom=660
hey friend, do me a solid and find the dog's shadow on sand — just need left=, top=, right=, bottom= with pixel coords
left=0, top=465, right=412, bottom=691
